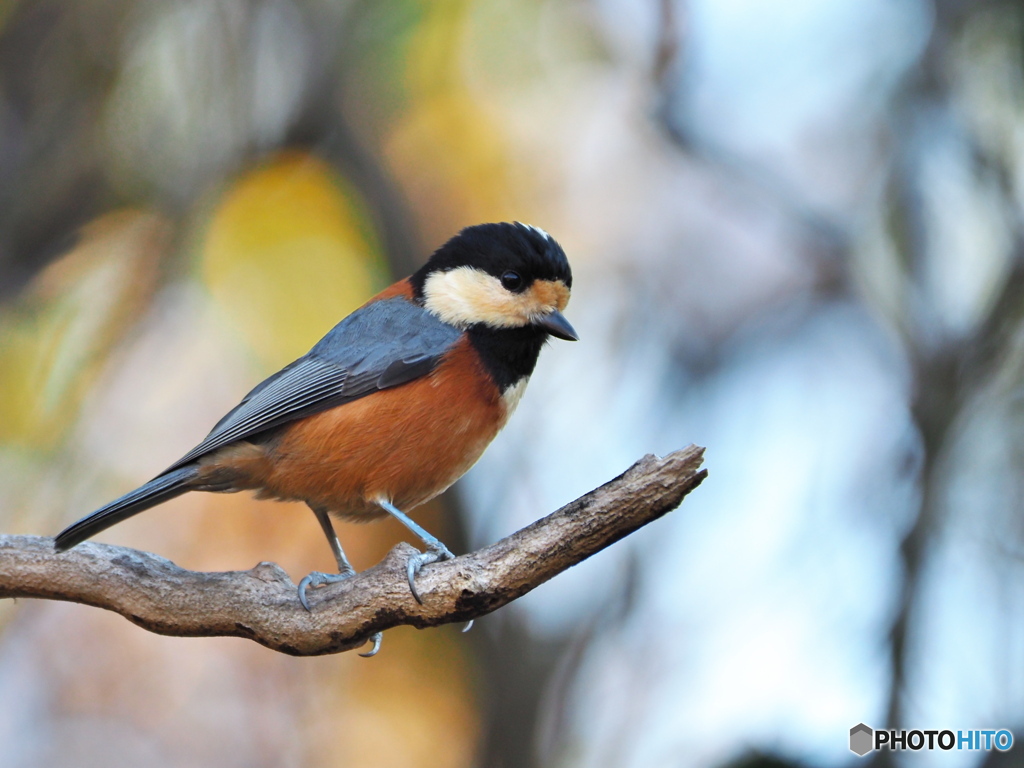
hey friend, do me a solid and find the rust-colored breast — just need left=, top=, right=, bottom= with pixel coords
left=234, top=337, right=505, bottom=518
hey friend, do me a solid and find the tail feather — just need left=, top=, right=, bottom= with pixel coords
left=54, top=465, right=199, bottom=551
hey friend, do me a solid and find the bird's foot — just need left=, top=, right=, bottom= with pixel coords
left=406, top=543, right=455, bottom=604
left=298, top=569, right=383, bottom=657
left=298, top=568, right=355, bottom=611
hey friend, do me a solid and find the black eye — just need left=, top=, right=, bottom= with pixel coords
left=500, top=271, right=524, bottom=292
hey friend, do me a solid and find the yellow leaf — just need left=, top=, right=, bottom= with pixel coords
left=0, top=210, right=167, bottom=448
left=384, top=1, right=518, bottom=241
left=201, top=152, right=386, bottom=368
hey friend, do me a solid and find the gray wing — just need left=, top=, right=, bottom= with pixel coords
left=166, top=297, right=461, bottom=471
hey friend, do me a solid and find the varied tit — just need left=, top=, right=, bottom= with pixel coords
left=54, top=221, right=577, bottom=655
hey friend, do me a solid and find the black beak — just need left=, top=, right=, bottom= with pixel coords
left=534, top=309, right=579, bottom=341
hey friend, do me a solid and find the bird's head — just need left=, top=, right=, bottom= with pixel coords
left=411, top=222, right=578, bottom=341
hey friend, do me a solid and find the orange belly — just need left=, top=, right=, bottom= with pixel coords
left=199, top=338, right=507, bottom=519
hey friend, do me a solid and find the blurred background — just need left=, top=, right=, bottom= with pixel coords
left=0, top=0, right=1022, bottom=766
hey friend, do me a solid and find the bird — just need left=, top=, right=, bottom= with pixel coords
left=54, top=221, right=577, bottom=656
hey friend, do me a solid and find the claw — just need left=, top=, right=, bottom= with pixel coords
left=406, top=544, right=455, bottom=604
left=298, top=569, right=355, bottom=611
left=359, top=632, right=383, bottom=658
left=407, top=557, right=423, bottom=604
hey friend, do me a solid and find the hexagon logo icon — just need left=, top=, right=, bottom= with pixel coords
left=850, top=723, right=873, bottom=756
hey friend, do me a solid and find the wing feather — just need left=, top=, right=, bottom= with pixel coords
left=166, top=298, right=460, bottom=471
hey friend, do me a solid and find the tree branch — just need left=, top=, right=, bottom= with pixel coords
left=0, top=446, right=706, bottom=656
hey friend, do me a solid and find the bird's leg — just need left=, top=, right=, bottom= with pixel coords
left=298, top=505, right=355, bottom=604
left=316, top=505, right=356, bottom=577
left=377, top=500, right=455, bottom=604
left=298, top=504, right=381, bottom=657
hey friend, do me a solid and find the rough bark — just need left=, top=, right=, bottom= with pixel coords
left=0, top=446, right=706, bottom=656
